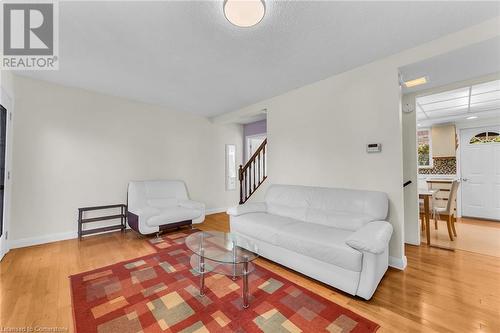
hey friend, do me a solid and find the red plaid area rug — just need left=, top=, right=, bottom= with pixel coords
left=70, top=230, right=379, bottom=333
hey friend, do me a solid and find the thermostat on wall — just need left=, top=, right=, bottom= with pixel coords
left=366, top=143, right=382, bottom=153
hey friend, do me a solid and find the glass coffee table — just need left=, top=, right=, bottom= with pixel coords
left=185, top=230, right=259, bottom=308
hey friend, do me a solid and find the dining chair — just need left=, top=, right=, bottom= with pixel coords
left=419, top=200, right=426, bottom=231
left=432, top=180, right=459, bottom=241
left=419, top=189, right=437, bottom=232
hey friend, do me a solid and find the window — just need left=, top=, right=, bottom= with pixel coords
left=469, top=131, right=500, bottom=144
left=225, top=144, right=237, bottom=191
left=417, top=129, right=433, bottom=168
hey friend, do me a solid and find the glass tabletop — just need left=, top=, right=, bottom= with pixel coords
left=185, top=231, right=259, bottom=264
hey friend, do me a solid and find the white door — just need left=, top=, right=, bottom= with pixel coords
left=0, top=105, right=6, bottom=261
left=460, top=126, right=500, bottom=220
left=246, top=135, right=266, bottom=161
left=0, top=90, right=12, bottom=262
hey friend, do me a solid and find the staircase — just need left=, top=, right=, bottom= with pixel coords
left=239, top=138, right=267, bottom=204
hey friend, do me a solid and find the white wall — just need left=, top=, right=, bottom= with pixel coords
left=212, top=17, right=500, bottom=267
left=402, top=94, right=419, bottom=245
left=1, top=71, right=15, bottom=99
left=9, top=75, right=243, bottom=246
left=231, top=62, right=406, bottom=265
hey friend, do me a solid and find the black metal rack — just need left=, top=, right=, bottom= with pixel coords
left=78, top=204, right=127, bottom=239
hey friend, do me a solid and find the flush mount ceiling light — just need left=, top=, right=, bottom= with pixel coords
left=403, top=76, right=428, bottom=88
left=224, top=0, right=265, bottom=27
left=466, top=115, right=478, bottom=120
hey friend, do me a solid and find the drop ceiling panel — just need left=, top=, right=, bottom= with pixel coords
left=471, top=80, right=500, bottom=94
left=470, top=99, right=500, bottom=111
left=421, top=97, right=469, bottom=112
left=416, top=87, right=470, bottom=105
left=416, top=79, right=500, bottom=124
left=470, top=91, right=500, bottom=103
left=417, top=113, right=428, bottom=120
left=429, top=108, right=469, bottom=118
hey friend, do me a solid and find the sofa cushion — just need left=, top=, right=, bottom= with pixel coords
left=264, top=185, right=388, bottom=231
left=307, top=187, right=388, bottom=221
left=146, top=207, right=201, bottom=227
left=144, top=180, right=188, bottom=200
left=265, top=185, right=309, bottom=221
left=128, top=180, right=189, bottom=212
left=147, top=198, right=178, bottom=208
left=276, top=222, right=362, bottom=272
left=230, top=212, right=300, bottom=245
left=306, top=209, right=373, bottom=231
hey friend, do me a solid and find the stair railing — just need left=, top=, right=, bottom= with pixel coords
left=239, top=138, right=267, bottom=204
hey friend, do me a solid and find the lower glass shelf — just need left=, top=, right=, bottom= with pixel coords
left=189, top=254, right=256, bottom=277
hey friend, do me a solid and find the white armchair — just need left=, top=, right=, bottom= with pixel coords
left=127, top=180, right=205, bottom=235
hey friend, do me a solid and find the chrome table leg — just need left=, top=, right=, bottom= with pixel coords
left=232, top=241, right=237, bottom=280
left=199, top=254, right=205, bottom=296
left=243, top=256, right=249, bottom=308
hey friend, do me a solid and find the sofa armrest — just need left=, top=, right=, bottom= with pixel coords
left=226, top=202, right=267, bottom=216
left=178, top=199, right=205, bottom=211
left=345, top=221, right=393, bottom=254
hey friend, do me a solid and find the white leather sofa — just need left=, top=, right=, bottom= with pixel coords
left=227, top=184, right=393, bottom=300
left=127, top=180, right=205, bottom=235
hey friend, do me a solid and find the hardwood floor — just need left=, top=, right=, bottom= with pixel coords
left=1, top=213, right=499, bottom=332
left=459, top=217, right=500, bottom=229
left=421, top=217, right=500, bottom=257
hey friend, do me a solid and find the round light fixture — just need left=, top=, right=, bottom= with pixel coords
left=224, top=0, right=265, bottom=28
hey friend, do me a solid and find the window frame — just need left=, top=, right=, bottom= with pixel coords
left=417, top=127, right=433, bottom=169
left=469, top=131, right=500, bottom=145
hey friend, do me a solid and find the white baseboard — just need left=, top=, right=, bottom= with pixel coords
left=206, top=207, right=228, bottom=215
left=389, top=255, right=407, bottom=270
left=8, top=210, right=229, bottom=249
left=0, top=247, right=9, bottom=260
left=9, top=231, right=77, bottom=249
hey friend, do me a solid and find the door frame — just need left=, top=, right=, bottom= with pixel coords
left=0, top=88, right=13, bottom=261
left=245, top=133, right=266, bottom=161
left=458, top=124, right=500, bottom=219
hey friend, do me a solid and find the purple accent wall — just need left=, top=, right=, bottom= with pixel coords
left=243, top=120, right=267, bottom=161
left=244, top=119, right=267, bottom=137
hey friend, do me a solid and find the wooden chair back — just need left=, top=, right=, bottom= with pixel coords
left=446, top=180, right=459, bottom=216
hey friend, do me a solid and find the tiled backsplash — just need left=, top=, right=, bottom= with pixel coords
left=419, top=157, right=456, bottom=174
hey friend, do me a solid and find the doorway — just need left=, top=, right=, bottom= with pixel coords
left=0, top=104, right=7, bottom=260
left=399, top=38, right=500, bottom=256
left=460, top=126, right=500, bottom=220
left=246, top=134, right=266, bottom=161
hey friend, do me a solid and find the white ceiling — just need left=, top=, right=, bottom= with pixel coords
left=400, top=36, right=500, bottom=126
left=17, top=1, right=500, bottom=117
left=400, top=37, right=500, bottom=94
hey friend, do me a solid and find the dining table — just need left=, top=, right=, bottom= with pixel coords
left=419, top=189, right=438, bottom=245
